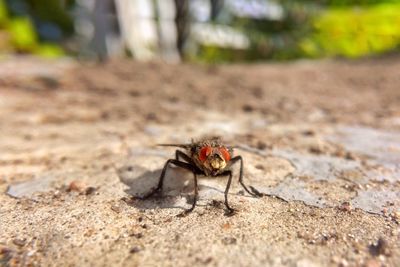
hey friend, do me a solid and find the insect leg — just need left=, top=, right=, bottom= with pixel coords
left=222, top=170, right=234, bottom=213
left=181, top=172, right=198, bottom=214
left=175, top=150, right=192, bottom=163
left=230, top=156, right=263, bottom=197
left=138, top=159, right=195, bottom=199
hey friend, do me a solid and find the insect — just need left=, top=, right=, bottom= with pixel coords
left=138, top=138, right=263, bottom=214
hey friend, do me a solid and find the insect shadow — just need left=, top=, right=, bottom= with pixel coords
left=117, top=165, right=224, bottom=211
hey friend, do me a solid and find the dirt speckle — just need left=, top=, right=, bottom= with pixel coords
left=12, top=238, right=26, bottom=247
left=338, top=201, right=352, bottom=212
left=369, top=238, right=391, bottom=257
left=222, top=237, right=237, bottom=245
left=129, top=246, right=141, bottom=254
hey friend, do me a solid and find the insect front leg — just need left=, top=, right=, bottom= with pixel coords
left=222, top=170, right=234, bottom=214
left=230, top=156, right=263, bottom=197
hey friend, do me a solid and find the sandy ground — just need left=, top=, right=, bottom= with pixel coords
left=0, top=57, right=399, bottom=267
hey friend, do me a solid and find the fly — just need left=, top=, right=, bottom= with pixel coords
left=138, top=138, right=263, bottom=215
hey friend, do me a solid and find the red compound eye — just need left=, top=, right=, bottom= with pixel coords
left=199, top=146, right=212, bottom=162
left=219, top=147, right=231, bottom=162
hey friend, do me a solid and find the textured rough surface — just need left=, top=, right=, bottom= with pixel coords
left=0, top=57, right=399, bottom=267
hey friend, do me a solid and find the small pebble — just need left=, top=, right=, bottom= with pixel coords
left=196, top=256, right=213, bottom=264
left=12, top=238, right=26, bottom=247
left=210, top=200, right=223, bottom=208
left=146, top=112, right=158, bottom=121
left=339, top=202, right=352, bottom=212
left=222, top=237, right=237, bottom=245
left=302, top=130, right=315, bottom=136
left=222, top=223, right=231, bottom=230
left=345, top=152, right=357, bottom=160
left=382, top=208, right=388, bottom=216
left=391, top=211, right=400, bottom=222
left=256, top=141, right=268, bottom=150
left=242, top=104, right=254, bottom=112
left=0, top=246, right=13, bottom=256
left=339, top=259, right=349, bottom=267
left=364, top=259, right=381, bottom=267
left=85, top=187, right=96, bottom=195
left=53, top=190, right=61, bottom=198
left=111, top=205, right=122, bottom=213
left=255, top=164, right=265, bottom=170
left=129, top=246, right=141, bottom=254
left=309, top=146, right=323, bottom=154
left=68, top=180, right=87, bottom=193
left=130, top=233, right=143, bottom=239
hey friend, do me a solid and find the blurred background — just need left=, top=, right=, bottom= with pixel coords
left=0, top=0, right=400, bottom=62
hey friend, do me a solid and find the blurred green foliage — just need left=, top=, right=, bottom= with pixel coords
left=199, top=0, right=400, bottom=62
left=1, top=0, right=400, bottom=61
left=0, top=0, right=7, bottom=25
left=293, top=0, right=400, bottom=6
left=300, top=3, right=400, bottom=57
left=0, top=0, right=71, bottom=58
left=8, top=17, right=37, bottom=50
left=198, top=3, right=311, bottom=62
left=24, top=0, right=74, bottom=35
left=198, top=45, right=247, bottom=63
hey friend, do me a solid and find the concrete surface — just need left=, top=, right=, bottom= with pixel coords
left=0, top=57, right=399, bottom=266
